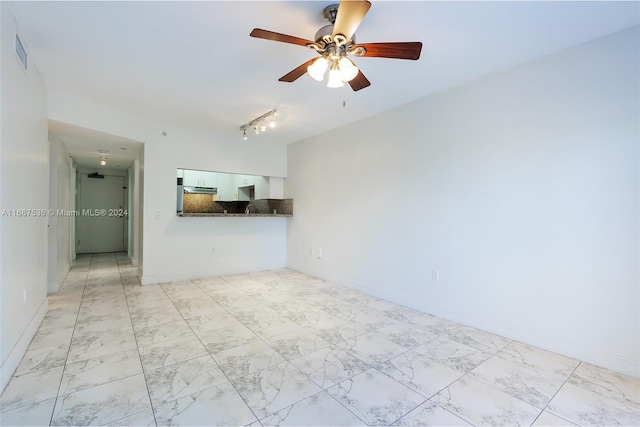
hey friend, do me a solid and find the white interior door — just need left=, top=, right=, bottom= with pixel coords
left=77, top=174, right=126, bottom=253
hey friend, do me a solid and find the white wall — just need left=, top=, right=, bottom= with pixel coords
left=47, top=93, right=288, bottom=284
left=140, top=118, right=287, bottom=283
left=286, top=27, right=639, bottom=377
left=0, top=3, right=49, bottom=391
left=47, top=136, right=72, bottom=294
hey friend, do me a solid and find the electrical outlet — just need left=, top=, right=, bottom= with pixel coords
left=308, top=248, right=313, bottom=255
left=432, top=270, right=440, bottom=282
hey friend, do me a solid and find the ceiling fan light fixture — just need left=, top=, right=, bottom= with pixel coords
left=338, top=57, right=358, bottom=82
left=327, top=65, right=344, bottom=88
left=307, top=57, right=328, bottom=81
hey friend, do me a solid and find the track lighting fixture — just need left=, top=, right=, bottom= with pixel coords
left=240, top=109, right=278, bottom=140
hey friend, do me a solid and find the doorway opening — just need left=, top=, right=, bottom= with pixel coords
left=76, top=171, right=127, bottom=253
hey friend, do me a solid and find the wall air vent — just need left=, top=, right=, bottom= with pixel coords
left=15, top=34, right=27, bottom=71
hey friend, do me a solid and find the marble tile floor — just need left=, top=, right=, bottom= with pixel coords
left=0, top=252, right=638, bottom=426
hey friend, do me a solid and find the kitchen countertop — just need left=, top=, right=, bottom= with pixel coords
left=178, top=213, right=292, bottom=217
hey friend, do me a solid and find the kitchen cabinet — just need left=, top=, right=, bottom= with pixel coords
left=237, top=174, right=255, bottom=187
left=201, top=171, right=217, bottom=187
left=178, top=169, right=283, bottom=203
left=230, top=174, right=254, bottom=197
left=216, top=173, right=232, bottom=201
left=231, top=174, right=257, bottom=201
left=255, top=176, right=269, bottom=199
left=183, top=169, right=202, bottom=186
left=183, top=170, right=218, bottom=187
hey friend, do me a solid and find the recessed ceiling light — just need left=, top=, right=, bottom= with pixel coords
left=120, top=147, right=127, bottom=150
left=98, top=149, right=109, bottom=154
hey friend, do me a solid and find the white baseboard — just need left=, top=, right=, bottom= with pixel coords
left=48, top=263, right=71, bottom=295
left=47, top=281, right=60, bottom=295
left=0, top=298, right=49, bottom=393
left=289, top=264, right=640, bottom=379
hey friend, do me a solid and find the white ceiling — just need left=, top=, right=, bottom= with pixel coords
left=10, top=1, right=639, bottom=167
left=49, top=120, right=143, bottom=170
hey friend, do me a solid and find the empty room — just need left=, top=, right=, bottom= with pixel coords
left=0, top=1, right=638, bottom=426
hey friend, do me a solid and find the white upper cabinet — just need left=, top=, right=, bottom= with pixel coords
left=183, top=169, right=203, bottom=186
left=201, top=171, right=218, bottom=187
left=255, top=176, right=269, bottom=199
left=238, top=174, right=255, bottom=187
left=216, top=173, right=232, bottom=201
left=183, top=170, right=218, bottom=187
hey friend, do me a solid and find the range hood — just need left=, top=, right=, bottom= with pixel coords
left=184, top=186, right=217, bottom=195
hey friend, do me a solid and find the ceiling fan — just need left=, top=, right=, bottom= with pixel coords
left=250, top=0, right=422, bottom=91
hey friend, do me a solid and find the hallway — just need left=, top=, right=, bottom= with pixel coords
left=0, top=254, right=638, bottom=426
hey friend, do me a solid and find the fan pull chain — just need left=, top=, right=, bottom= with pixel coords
left=342, top=84, right=347, bottom=107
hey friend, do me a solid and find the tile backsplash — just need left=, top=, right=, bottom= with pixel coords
left=182, top=194, right=292, bottom=215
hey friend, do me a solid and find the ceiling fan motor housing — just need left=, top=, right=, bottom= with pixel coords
left=314, top=24, right=356, bottom=45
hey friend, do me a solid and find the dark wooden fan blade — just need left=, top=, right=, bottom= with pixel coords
left=354, top=42, right=423, bottom=60
left=348, top=70, right=371, bottom=91
left=278, top=58, right=317, bottom=82
left=250, top=28, right=314, bottom=47
left=332, top=0, right=371, bottom=42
